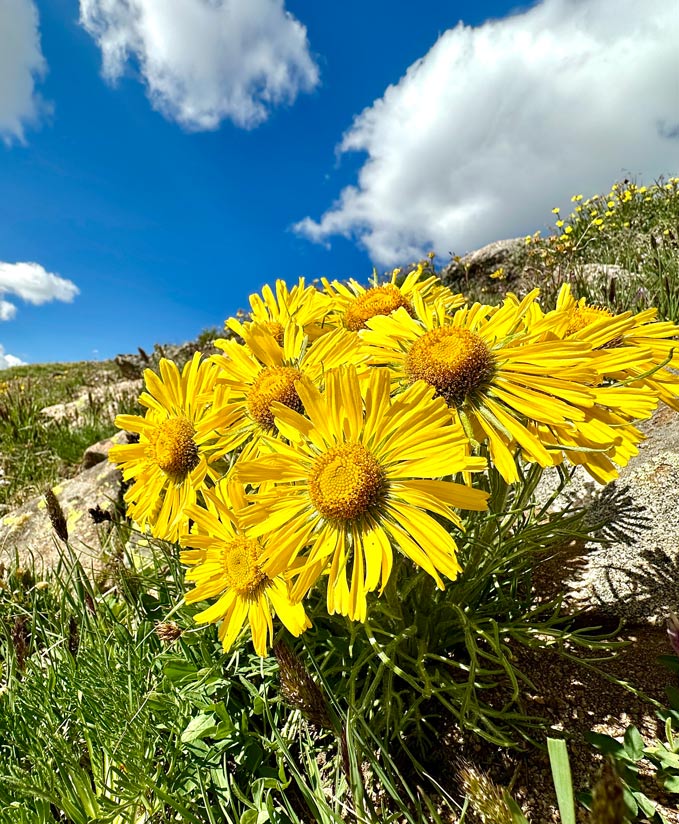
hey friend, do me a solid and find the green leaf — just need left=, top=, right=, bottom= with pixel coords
left=662, top=774, right=679, bottom=793
left=162, top=656, right=198, bottom=685
left=547, top=738, right=576, bottom=824
left=181, top=712, right=217, bottom=743
left=503, top=791, right=529, bottom=824
left=633, top=790, right=657, bottom=817
left=585, top=731, right=627, bottom=759
left=623, top=726, right=645, bottom=761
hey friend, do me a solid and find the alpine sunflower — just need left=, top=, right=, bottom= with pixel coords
left=109, top=354, right=222, bottom=542
left=180, top=480, right=310, bottom=656
left=236, top=365, right=488, bottom=622
left=210, top=322, right=367, bottom=456
left=321, top=263, right=465, bottom=332
left=537, top=284, right=679, bottom=411
left=360, top=290, right=618, bottom=483
left=225, top=278, right=331, bottom=343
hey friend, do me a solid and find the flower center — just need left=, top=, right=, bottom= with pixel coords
left=151, top=416, right=200, bottom=480
left=308, top=443, right=385, bottom=522
left=222, top=536, right=268, bottom=596
left=565, top=306, right=614, bottom=336
left=405, top=327, right=495, bottom=407
left=344, top=284, right=413, bottom=331
left=246, top=366, right=304, bottom=430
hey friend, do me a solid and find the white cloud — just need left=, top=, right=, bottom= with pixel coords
left=0, top=345, right=25, bottom=369
left=79, top=0, right=319, bottom=130
left=295, top=0, right=679, bottom=265
left=0, top=0, right=48, bottom=143
left=0, top=301, right=17, bottom=321
left=0, top=262, right=80, bottom=319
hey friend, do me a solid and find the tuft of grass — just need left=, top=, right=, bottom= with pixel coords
left=0, top=361, right=141, bottom=508
left=441, top=176, right=679, bottom=318
left=0, top=535, right=454, bottom=823
left=521, top=176, right=679, bottom=318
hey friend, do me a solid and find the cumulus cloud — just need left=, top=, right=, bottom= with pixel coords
left=0, top=0, right=48, bottom=143
left=0, top=301, right=17, bottom=321
left=0, top=262, right=80, bottom=319
left=0, top=345, right=25, bottom=369
left=79, top=0, right=319, bottom=130
left=295, top=0, right=679, bottom=265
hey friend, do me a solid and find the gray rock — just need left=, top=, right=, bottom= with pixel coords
left=0, top=460, right=124, bottom=575
left=535, top=405, right=679, bottom=625
left=81, top=430, right=129, bottom=470
left=440, top=237, right=525, bottom=286
left=40, top=379, right=142, bottom=424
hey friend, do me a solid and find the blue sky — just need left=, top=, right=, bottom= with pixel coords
left=0, top=0, right=677, bottom=366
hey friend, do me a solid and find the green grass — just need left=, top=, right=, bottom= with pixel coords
left=0, top=539, right=453, bottom=823
left=442, top=176, right=679, bottom=317
left=0, top=361, right=141, bottom=508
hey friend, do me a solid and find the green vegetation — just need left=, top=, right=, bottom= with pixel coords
left=0, top=177, right=678, bottom=821
left=0, top=361, right=140, bottom=507
left=445, top=176, right=679, bottom=318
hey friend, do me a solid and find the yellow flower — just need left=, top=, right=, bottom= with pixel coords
left=525, top=284, right=679, bottom=480
left=226, top=278, right=331, bottom=342
left=490, top=267, right=505, bottom=280
left=594, top=218, right=604, bottom=226
left=551, top=207, right=560, bottom=214
left=211, top=323, right=367, bottom=456
left=180, top=481, right=310, bottom=656
left=571, top=194, right=583, bottom=202
left=109, top=355, right=222, bottom=542
left=556, top=220, right=565, bottom=228
left=237, top=366, right=488, bottom=621
left=564, top=226, right=573, bottom=234
left=607, top=201, right=615, bottom=208
left=360, top=293, right=605, bottom=483
left=322, top=264, right=464, bottom=331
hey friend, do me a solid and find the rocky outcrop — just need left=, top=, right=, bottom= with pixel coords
left=81, top=431, right=130, bottom=469
left=40, top=379, right=142, bottom=423
left=536, top=404, right=679, bottom=625
left=440, top=237, right=526, bottom=287
left=0, top=459, right=123, bottom=575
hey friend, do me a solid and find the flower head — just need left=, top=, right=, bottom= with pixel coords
left=180, top=480, right=310, bottom=656
left=361, top=292, right=608, bottom=482
left=237, top=366, right=488, bottom=621
left=226, top=278, right=331, bottom=342
left=210, top=323, right=368, bottom=456
left=109, top=354, right=221, bottom=541
left=322, top=264, right=465, bottom=331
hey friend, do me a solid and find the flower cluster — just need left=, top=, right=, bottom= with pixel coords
left=110, top=263, right=679, bottom=655
left=531, top=177, right=679, bottom=263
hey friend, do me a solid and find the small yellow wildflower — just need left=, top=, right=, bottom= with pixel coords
left=564, top=226, right=573, bottom=234
left=490, top=267, right=505, bottom=280
left=594, top=218, right=604, bottom=226
left=571, top=194, right=583, bottom=202
left=551, top=207, right=560, bottom=214
left=556, top=220, right=564, bottom=228
left=607, top=201, right=615, bottom=208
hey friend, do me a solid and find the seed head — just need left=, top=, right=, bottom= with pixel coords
left=590, top=759, right=626, bottom=824
left=458, top=760, right=515, bottom=824
left=273, top=641, right=334, bottom=732
left=44, top=488, right=68, bottom=542
left=154, top=621, right=183, bottom=643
